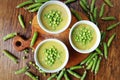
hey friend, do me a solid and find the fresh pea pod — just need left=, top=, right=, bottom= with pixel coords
left=57, top=69, right=65, bottom=80
left=86, top=59, right=94, bottom=70
left=81, top=0, right=89, bottom=8
left=18, top=14, right=25, bottom=29
left=89, top=13, right=94, bottom=22
left=93, top=7, right=98, bottom=21
left=107, top=33, right=116, bottom=47
left=91, top=56, right=98, bottom=72
left=86, top=53, right=97, bottom=65
left=64, top=0, right=76, bottom=4
left=64, top=71, right=70, bottom=80
left=67, top=69, right=81, bottom=79
left=103, top=42, right=108, bottom=59
left=30, top=31, right=38, bottom=47
left=16, top=0, right=33, bottom=8
left=47, top=74, right=57, bottom=80
left=70, top=65, right=83, bottom=70
left=15, top=66, right=29, bottom=74
left=90, top=0, right=96, bottom=12
left=107, top=22, right=120, bottom=31
left=94, top=57, right=102, bottom=75
left=34, top=0, right=49, bottom=3
left=95, top=47, right=103, bottom=56
left=101, top=16, right=116, bottom=21
left=101, top=31, right=106, bottom=41
left=3, top=32, right=17, bottom=41
left=81, top=71, right=87, bottom=80
left=99, top=3, right=106, bottom=18
left=29, top=6, right=40, bottom=12
left=25, top=3, right=42, bottom=10
left=104, top=0, right=113, bottom=7
left=2, top=50, right=18, bottom=63
left=70, top=8, right=82, bottom=21
left=25, top=71, right=38, bottom=80
left=79, top=0, right=89, bottom=12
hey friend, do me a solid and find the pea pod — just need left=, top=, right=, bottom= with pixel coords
left=93, top=7, right=98, bottom=21
left=34, top=0, right=49, bottom=3
left=79, top=0, right=89, bottom=12
left=89, top=13, right=94, bottom=22
left=99, top=3, right=106, bottom=18
left=81, top=0, right=89, bottom=8
left=25, top=3, right=42, bottom=10
left=101, top=16, right=116, bottom=21
left=16, top=0, right=33, bottom=8
left=107, top=22, right=120, bottom=31
left=57, top=69, right=65, bottom=80
left=18, top=14, right=25, bottom=29
left=70, top=65, right=83, bottom=70
left=103, top=42, right=108, bottom=59
left=3, top=32, right=17, bottom=41
left=101, top=31, right=106, bottom=41
left=91, top=56, right=98, bottom=72
left=107, top=33, right=116, bottom=47
left=25, top=71, right=38, bottom=80
left=94, top=57, right=102, bottom=75
left=30, top=31, right=38, bottom=47
left=67, top=69, right=81, bottom=79
left=95, top=47, right=103, bottom=56
left=15, top=66, right=29, bottom=74
left=104, top=0, right=113, bottom=7
left=64, top=0, right=76, bottom=4
left=90, top=0, right=96, bottom=12
left=64, top=71, right=70, bottom=80
left=70, top=8, right=82, bottom=21
left=2, top=50, right=18, bottom=63
left=81, top=71, right=87, bottom=80
left=86, top=53, right=97, bottom=65
left=47, top=74, right=57, bottom=80
left=86, top=59, right=94, bottom=70
left=29, top=6, right=40, bottom=12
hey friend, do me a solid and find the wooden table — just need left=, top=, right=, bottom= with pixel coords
left=0, top=0, right=120, bottom=80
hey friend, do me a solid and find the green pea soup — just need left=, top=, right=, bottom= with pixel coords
left=71, top=24, right=97, bottom=50
left=41, top=4, right=69, bottom=31
left=37, top=41, right=66, bottom=70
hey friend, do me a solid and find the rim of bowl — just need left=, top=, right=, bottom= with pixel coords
left=34, top=39, right=69, bottom=73
left=69, top=20, right=101, bottom=54
left=37, top=1, right=71, bottom=34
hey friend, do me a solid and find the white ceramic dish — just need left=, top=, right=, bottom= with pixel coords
left=34, top=39, right=69, bottom=73
left=69, top=20, right=101, bottom=53
left=37, top=1, right=71, bottom=34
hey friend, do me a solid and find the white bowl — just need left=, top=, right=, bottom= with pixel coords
left=69, top=20, right=101, bottom=54
left=37, top=1, right=71, bottom=34
left=34, top=39, right=69, bottom=73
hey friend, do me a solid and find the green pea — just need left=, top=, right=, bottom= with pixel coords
left=103, top=42, right=108, bottom=59
left=107, top=33, right=116, bottom=47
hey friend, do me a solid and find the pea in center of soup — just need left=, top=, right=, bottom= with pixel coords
left=72, top=24, right=97, bottom=50
left=41, top=4, right=68, bottom=31
left=37, top=41, right=66, bottom=70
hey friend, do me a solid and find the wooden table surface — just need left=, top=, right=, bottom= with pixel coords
left=0, top=0, right=120, bottom=80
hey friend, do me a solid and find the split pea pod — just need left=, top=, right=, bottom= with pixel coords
left=101, top=16, right=116, bottom=21
left=30, top=31, right=38, bottom=47
left=25, top=71, right=38, bottom=80
left=29, top=7, right=40, bottom=12
left=2, top=50, right=18, bottom=63
left=3, top=32, right=17, bottom=41
left=103, top=42, right=108, bottom=59
left=81, top=71, right=87, bottom=80
left=47, top=74, right=57, bottom=80
left=15, top=66, right=29, bottom=74
left=107, top=33, right=116, bottom=47
left=94, top=57, right=102, bottom=75
left=104, top=0, right=113, bottom=7
left=79, top=0, right=89, bottom=12
left=64, top=71, right=70, bottom=80
left=18, top=14, right=25, bottom=29
left=64, top=0, right=76, bottom=4
left=25, top=3, right=42, bottom=10
left=90, top=0, right=96, bottom=12
left=107, top=22, right=120, bottom=31
left=70, top=8, right=82, bottom=21
left=57, top=69, right=65, bottom=80
left=91, top=56, right=98, bottom=72
left=67, top=69, right=81, bottom=79
left=16, top=0, right=33, bottom=8
left=86, top=59, right=94, bottom=70
left=70, top=65, right=83, bottom=70
left=95, top=47, right=103, bottom=56
left=99, top=3, right=106, bottom=18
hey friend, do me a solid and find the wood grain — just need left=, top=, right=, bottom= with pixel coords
left=0, top=0, right=120, bottom=80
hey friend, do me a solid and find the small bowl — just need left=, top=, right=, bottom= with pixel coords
left=37, top=1, right=71, bottom=34
left=69, top=20, right=101, bottom=53
left=34, top=39, right=69, bottom=73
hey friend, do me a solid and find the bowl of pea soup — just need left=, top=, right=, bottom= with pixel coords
left=69, top=20, right=101, bottom=53
left=34, top=39, right=69, bottom=73
left=37, top=1, right=71, bottom=34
